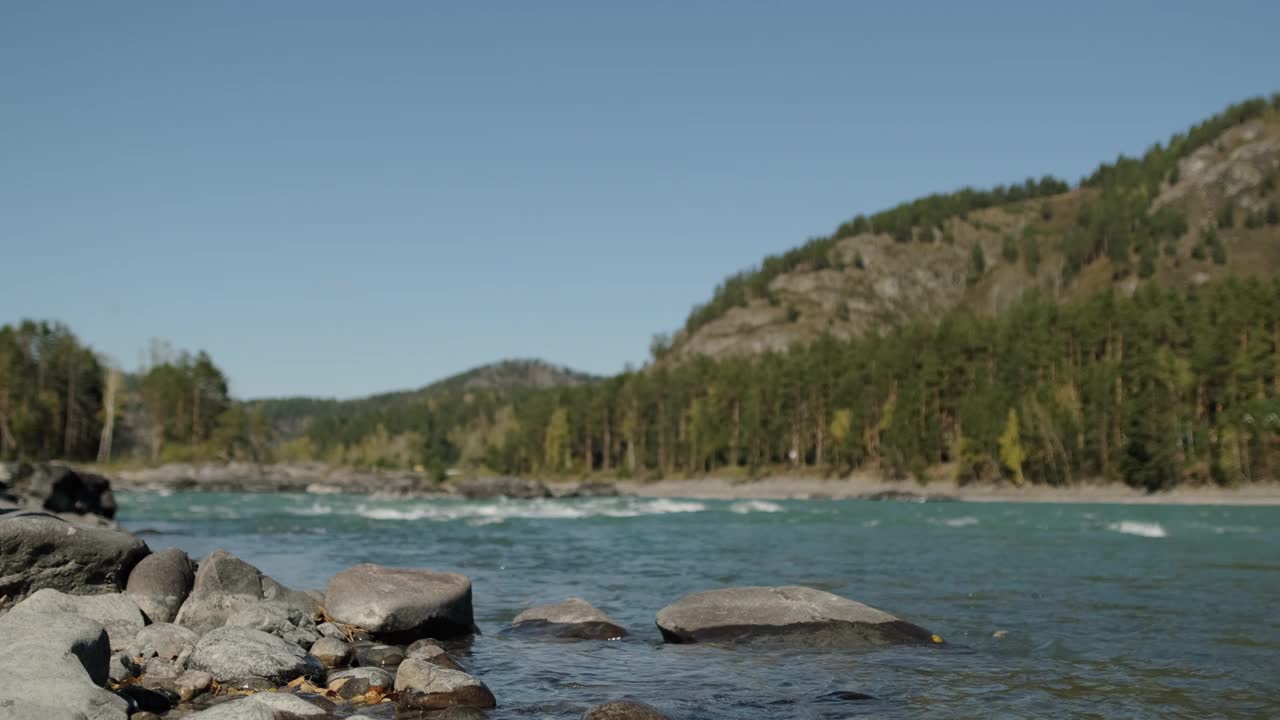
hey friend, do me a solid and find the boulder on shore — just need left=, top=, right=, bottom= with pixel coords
left=453, top=476, right=552, bottom=499
left=0, top=462, right=118, bottom=519
left=395, top=658, right=497, bottom=710
left=655, top=586, right=937, bottom=647
left=0, top=607, right=128, bottom=719
left=187, top=625, right=324, bottom=685
left=325, top=563, right=475, bottom=641
left=11, top=588, right=147, bottom=651
left=511, top=598, right=627, bottom=640
left=0, top=509, right=149, bottom=606
left=126, top=547, right=197, bottom=623
left=173, top=550, right=320, bottom=636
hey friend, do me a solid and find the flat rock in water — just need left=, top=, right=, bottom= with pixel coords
left=394, top=658, right=497, bottom=710
left=0, top=510, right=149, bottom=605
left=583, top=701, right=671, bottom=720
left=511, top=598, right=627, bottom=640
left=655, top=586, right=936, bottom=647
left=126, top=547, right=196, bottom=623
left=188, top=625, right=323, bottom=685
left=174, top=550, right=320, bottom=636
left=405, top=639, right=463, bottom=670
left=11, top=588, right=147, bottom=651
left=325, top=564, right=475, bottom=641
left=0, top=608, right=128, bottom=719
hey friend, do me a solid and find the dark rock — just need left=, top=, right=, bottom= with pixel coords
left=394, top=658, right=496, bottom=710
left=325, top=564, right=475, bottom=642
left=308, top=636, right=351, bottom=668
left=454, top=476, right=551, bottom=499
left=655, top=586, right=937, bottom=647
left=326, top=666, right=395, bottom=699
left=860, top=489, right=957, bottom=503
left=11, top=588, right=146, bottom=650
left=116, top=685, right=178, bottom=714
left=350, top=641, right=404, bottom=668
left=126, top=547, right=196, bottom=623
left=0, top=607, right=127, bottom=718
left=556, top=481, right=622, bottom=498
left=818, top=690, right=876, bottom=701
left=2, top=463, right=118, bottom=518
left=582, top=701, right=670, bottom=719
left=511, top=598, right=626, bottom=640
left=188, top=625, right=324, bottom=685
left=174, top=550, right=320, bottom=635
left=0, top=510, right=149, bottom=605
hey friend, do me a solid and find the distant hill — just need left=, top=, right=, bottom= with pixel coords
left=662, top=96, right=1280, bottom=361
left=249, top=359, right=597, bottom=439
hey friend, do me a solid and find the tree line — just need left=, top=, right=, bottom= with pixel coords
left=489, top=279, right=1280, bottom=490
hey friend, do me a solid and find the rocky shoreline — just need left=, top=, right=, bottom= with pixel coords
left=0, top=467, right=943, bottom=720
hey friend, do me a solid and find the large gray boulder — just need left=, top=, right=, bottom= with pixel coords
left=126, top=547, right=196, bottom=623
left=224, top=600, right=320, bottom=647
left=512, top=598, right=627, bottom=640
left=655, top=586, right=936, bottom=647
left=10, top=588, right=147, bottom=651
left=174, top=550, right=320, bottom=636
left=394, top=658, right=496, bottom=711
left=325, top=564, right=475, bottom=641
left=188, top=625, right=323, bottom=685
left=0, top=608, right=128, bottom=719
left=0, top=510, right=149, bottom=606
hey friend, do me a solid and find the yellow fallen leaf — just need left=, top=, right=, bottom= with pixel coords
left=931, top=634, right=943, bottom=644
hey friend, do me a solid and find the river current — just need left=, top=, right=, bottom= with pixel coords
left=118, top=492, right=1280, bottom=719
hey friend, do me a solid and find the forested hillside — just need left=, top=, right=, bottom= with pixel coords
left=663, top=95, right=1280, bottom=361
left=4, top=95, right=1280, bottom=489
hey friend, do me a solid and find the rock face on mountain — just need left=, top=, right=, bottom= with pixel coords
left=325, top=564, right=475, bottom=641
left=0, top=510, right=149, bottom=606
left=655, top=586, right=937, bottom=647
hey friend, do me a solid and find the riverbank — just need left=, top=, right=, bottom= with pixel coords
left=81, top=461, right=1280, bottom=506
left=618, top=473, right=1280, bottom=505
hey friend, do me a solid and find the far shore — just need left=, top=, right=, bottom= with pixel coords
left=82, top=460, right=1280, bottom=507
left=615, top=473, right=1280, bottom=506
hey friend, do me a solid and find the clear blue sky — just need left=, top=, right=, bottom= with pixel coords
left=2, top=1, right=1277, bottom=399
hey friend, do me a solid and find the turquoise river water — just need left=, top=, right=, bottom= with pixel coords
left=118, top=492, right=1280, bottom=719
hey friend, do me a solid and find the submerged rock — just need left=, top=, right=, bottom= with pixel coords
left=174, top=550, right=320, bottom=636
left=582, top=701, right=671, bottom=720
left=511, top=598, right=627, bottom=640
left=10, top=588, right=147, bottom=651
left=188, top=625, right=323, bottom=685
left=655, top=586, right=936, bottom=647
left=126, top=547, right=197, bottom=623
left=325, top=563, right=475, bottom=641
left=0, top=510, right=149, bottom=605
left=395, top=658, right=497, bottom=710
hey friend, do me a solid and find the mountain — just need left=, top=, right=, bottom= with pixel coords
left=664, top=96, right=1280, bottom=361
left=249, top=359, right=597, bottom=437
